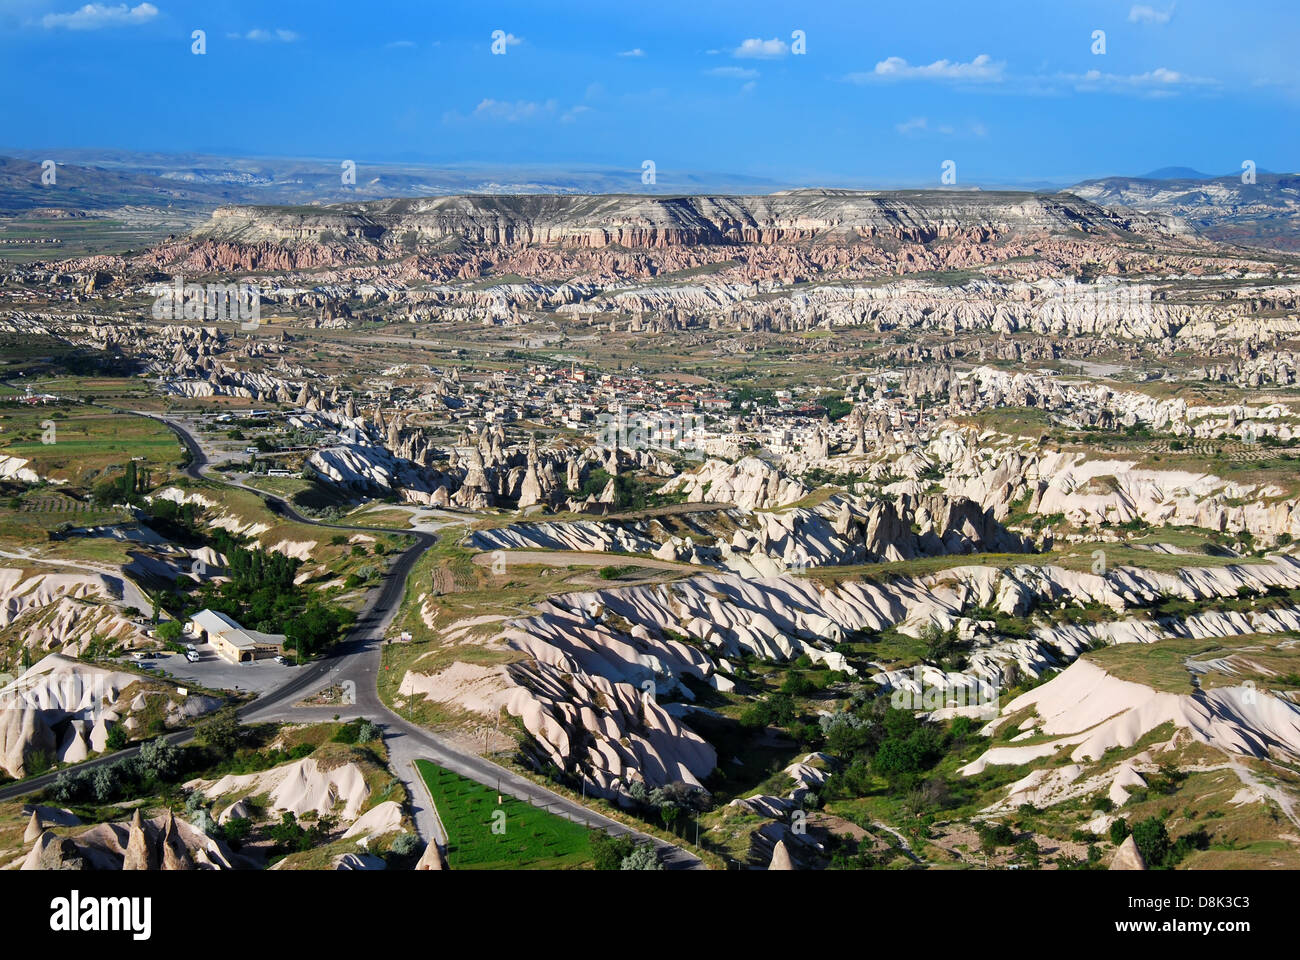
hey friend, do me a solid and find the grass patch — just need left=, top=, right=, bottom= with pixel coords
left=415, top=758, right=593, bottom=869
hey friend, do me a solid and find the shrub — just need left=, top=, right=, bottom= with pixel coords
left=139, top=736, right=182, bottom=780
left=51, top=769, right=89, bottom=804
left=1014, top=837, right=1040, bottom=868
left=620, top=842, right=663, bottom=870
left=976, top=821, right=1016, bottom=853
left=391, top=832, right=419, bottom=856
left=221, top=817, right=252, bottom=847
left=820, top=711, right=872, bottom=755
left=1167, top=827, right=1210, bottom=867
left=591, top=831, right=637, bottom=870
left=1109, top=817, right=1130, bottom=845
left=194, top=710, right=243, bottom=757
left=332, top=718, right=367, bottom=744
left=780, top=672, right=816, bottom=697
left=92, top=763, right=121, bottom=803
left=190, top=807, right=216, bottom=836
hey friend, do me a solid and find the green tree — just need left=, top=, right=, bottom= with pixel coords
left=1132, top=816, right=1170, bottom=868
left=194, top=709, right=243, bottom=757
left=591, top=831, right=636, bottom=870
left=155, top=620, right=183, bottom=643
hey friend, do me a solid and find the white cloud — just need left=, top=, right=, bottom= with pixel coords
left=851, top=53, right=1005, bottom=83
left=41, top=2, right=156, bottom=30
left=895, top=116, right=988, bottom=137
left=707, top=66, right=759, bottom=79
left=560, top=105, right=591, bottom=123
left=1066, top=66, right=1215, bottom=95
left=228, top=28, right=298, bottom=42
left=618, top=48, right=645, bottom=57
left=734, top=37, right=788, bottom=59
left=472, top=98, right=557, bottom=122
left=1129, top=4, right=1174, bottom=24
left=496, top=32, right=523, bottom=47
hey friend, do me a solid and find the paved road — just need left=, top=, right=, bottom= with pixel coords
left=85, top=413, right=704, bottom=868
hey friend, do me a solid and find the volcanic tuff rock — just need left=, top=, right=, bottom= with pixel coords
left=24, top=811, right=236, bottom=871
left=411, top=554, right=1300, bottom=796
left=192, top=189, right=1188, bottom=250
left=1110, top=834, right=1147, bottom=870
left=0, top=654, right=215, bottom=778
left=469, top=492, right=1031, bottom=574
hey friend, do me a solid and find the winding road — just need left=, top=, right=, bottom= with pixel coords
left=0, top=413, right=702, bottom=868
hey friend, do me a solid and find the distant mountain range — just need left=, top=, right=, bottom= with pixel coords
left=0, top=149, right=1296, bottom=251
left=1067, top=171, right=1300, bottom=250
left=0, top=151, right=792, bottom=214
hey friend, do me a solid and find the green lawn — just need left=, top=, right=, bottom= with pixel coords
left=415, top=759, right=594, bottom=869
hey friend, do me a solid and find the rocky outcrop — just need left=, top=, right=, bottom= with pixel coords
left=0, top=654, right=213, bottom=778
left=1110, top=835, right=1147, bottom=871
left=27, top=812, right=236, bottom=871
left=123, top=809, right=158, bottom=871
left=187, top=757, right=372, bottom=822
left=470, top=492, right=1030, bottom=574
left=22, top=831, right=86, bottom=870
left=768, top=839, right=796, bottom=870
left=192, top=190, right=1184, bottom=252
left=657, top=457, right=807, bottom=511
left=415, top=841, right=446, bottom=870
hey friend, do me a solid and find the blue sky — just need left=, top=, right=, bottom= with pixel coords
left=1, top=0, right=1297, bottom=187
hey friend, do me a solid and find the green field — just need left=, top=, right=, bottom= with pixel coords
left=415, top=759, right=593, bottom=869
left=0, top=405, right=182, bottom=487
left=0, top=216, right=181, bottom=263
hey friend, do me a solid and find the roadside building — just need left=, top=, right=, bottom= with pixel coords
left=188, top=609, right=286, bottom=664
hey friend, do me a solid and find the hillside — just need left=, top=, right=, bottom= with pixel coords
left=1068, top=172, right=1300, bottom=250
left=189, top=189, right=1190, bottom=251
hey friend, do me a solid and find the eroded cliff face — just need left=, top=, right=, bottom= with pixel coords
left=186, top=189, right=1188, bottom=255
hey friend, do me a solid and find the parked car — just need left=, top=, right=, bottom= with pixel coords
left=274, top=655, right=288, bottom=665
left=185, top=650, right=200, bottom=663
